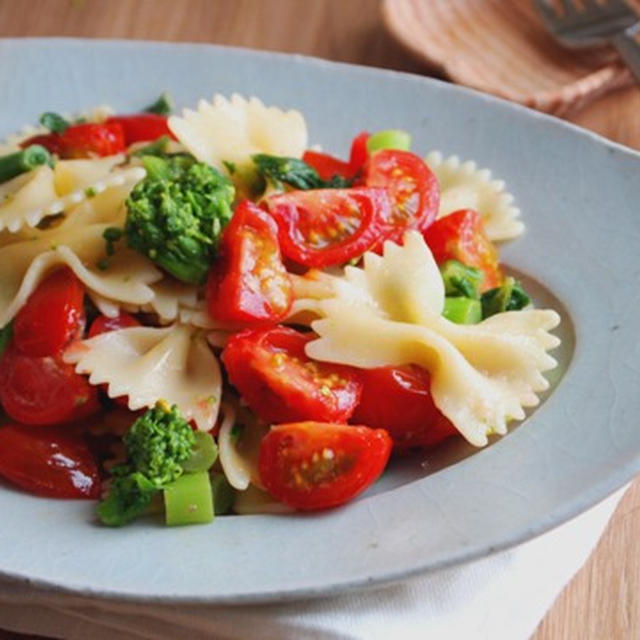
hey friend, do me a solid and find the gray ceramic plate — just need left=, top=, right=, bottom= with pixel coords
left=0, top=38, right=638, bottom=604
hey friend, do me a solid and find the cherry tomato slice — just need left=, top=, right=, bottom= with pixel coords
left=207, top=200, right=292, bottom=325
left=88, top=312, right=140, bottom=339
left=21, top=122, right=126, bottom=159
left=0, top=344, right=100, bottom=426
left=348, top=131, right=370, bottom=177
left=0, top=424, right=100, bottom=499
left=259, top=421, right=392, bottom=510
left=88, top=313, right=141, bottom=407
left=351, top=365, right=458, bottom=451
left=14, top=268, right=85, bottom=357
left=302, top=150, right=352, bottom=181
left=222, top=326, right=363, bottom=424
left=364, top=149, right=440, bottom=244
left=423, top=209, right=502, bottom=292
left=267, top=187, right=391, bottom=267
left=106, top=114, right=175, bottom=145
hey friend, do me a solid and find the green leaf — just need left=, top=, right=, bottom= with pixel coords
left=144, top=93, right=174, bottom=116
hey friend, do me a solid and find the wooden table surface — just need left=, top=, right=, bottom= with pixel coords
left=0, top=1, right=639, bottom=638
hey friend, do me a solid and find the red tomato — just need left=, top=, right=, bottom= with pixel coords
left=267, top=187, right=391, bottom=267
left=222, top=326, right=363, bottom=424
left=0, top=344, right=100, bottom=426
left=13, top=268, right=85, bottom=357
left=423, top=209, right=502, bottom=292
left=351, top=366, right=458, bottom=451
left=88, top=313, right=140, bottom=408
left=364, top=149, right=440, bottom=244
left=259, top=421, right=392, bottom=510
left=302, top=150, right=352, bottom=181
left=106, top=114, right=175, bottom=145
left=88, top=312, right=140, bottom=339
left=21, top=122, right=126, bottom=159
left=348, top=131, right=370, bottom=176
left=207, top=200, right=292, bottom=324
left=0, top=424, right=100, bottom=499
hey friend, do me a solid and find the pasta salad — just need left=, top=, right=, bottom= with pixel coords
left=0, top=93, right=560, bottom=526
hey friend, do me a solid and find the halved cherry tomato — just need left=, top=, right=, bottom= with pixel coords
left=106, top=113, right=175, bottom=145
left=0, top=344, right=99, bottom=426
left=21, top=122, right=126, bottom=159
left=14, top=268, right=85, bottom=358
left=348, top=131, right=370, bottom=176
left=351, top=365, right=458, bottom=451
left=423, top=209, right=502, bottom=292
left=302, top=150, right=352, bottom=182
left=364, top=149, right=440, bottom=244
left=207, top=200, right=292, bottom=324
left=0, top=424, right=100, bottom=499
left=88, top=312, right=140, bottom=339
left=88, top=313, right=140, bottom=408
left=259, top=421, right=392, bottom=510
left=222, top=326, right=363, bottom=423
left=267, top=187, right=391, bottom=267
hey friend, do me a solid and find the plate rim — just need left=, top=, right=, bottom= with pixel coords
left=0, top=36, right=638, bottom=605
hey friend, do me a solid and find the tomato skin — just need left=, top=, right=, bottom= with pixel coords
left=106, top=114, right=174, bottom=145
left=13, top=268, right=85, bottom=358
left=21, top=122, right=126, bottom=158
left=88, top=313, right=140, bottom=407
left=0, top=344, right=100, bottom=426
left=267, top=187, right=391, bottom=268
left=207, top=200, right=292, bottom=325
left=364, top=149, right=440, bottom=244
left=222, top=326, right=363, bottom=424
left=423, top=209, right=502, bottom=292
left=351, top=366, right=458, bottom=451
left=302, top=151, right=353, bottom=181
left=88, top=312, right=140, bottom=339
left=259, top=421, right=392, bottom=510
left=348, top=131, right=370, bottom=176
left=0, top=424, right=100, bottom=499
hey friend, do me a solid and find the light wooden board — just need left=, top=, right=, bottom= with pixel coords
left=0, top=1, right=638, bottom=638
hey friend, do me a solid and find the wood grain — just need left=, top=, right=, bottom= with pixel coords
left=0, top=1, right=639, bottom=638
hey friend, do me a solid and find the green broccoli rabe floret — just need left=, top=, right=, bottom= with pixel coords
left=97, top=401, right=200, bottom=527
left=251, top=153, right=352, bottom=190
left=96, top=472, right=156, bottom=527
left=123, top=401, right=196, bottom=487
left=481, top=276, right=531, bottom=319
left=125, top=155, right=235, bottom=284
left=439, top=260, right=484, bottom=299
left=0, top=145, right=52, bottom=184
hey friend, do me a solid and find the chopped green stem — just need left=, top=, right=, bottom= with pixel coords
left=210, top=472, right=235, bottom=515
left=481, top=277, right=531, bottom=319
left=443, top=296, right=482, bottom=324
left=367, top=129, right=411, bottom=153
left=439, top=260, right=483, bottom=299
left=39, top=112, right=70, bottom=134
left=164, top=471, right=214, bottom=526
left=130, top=135, right=172, bottom=158
left=181, top=431, right=218, bottom=473
left=0, top=146, right=52, bottom=184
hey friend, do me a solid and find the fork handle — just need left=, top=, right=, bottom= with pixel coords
left=612, top=25, right=640, bottom=86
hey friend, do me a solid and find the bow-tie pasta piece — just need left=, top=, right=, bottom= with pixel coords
left=425, top=151, right=524, bottom=242
left=0, top=220, right=160, bottom=327
left=64, top=325, right=222, bottom=432
left=169, top=93, right=308, bottom=170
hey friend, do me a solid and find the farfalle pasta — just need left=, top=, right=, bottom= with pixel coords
left=0, top=93, right=561, bottom=528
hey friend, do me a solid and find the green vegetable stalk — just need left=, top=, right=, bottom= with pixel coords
left=39, top=112, right=70, bottom=134
left=125, top=155, right=235, bottom=284
left=97, top=401, right=218, bottom=527
left=439, top=260, right=484, bottom=299
left=0, top=146, right=52, bottom=184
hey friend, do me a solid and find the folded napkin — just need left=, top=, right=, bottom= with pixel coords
left=0, top=486, right=627, bottom=640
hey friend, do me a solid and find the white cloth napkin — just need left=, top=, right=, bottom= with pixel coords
left=0, top=486, right=627, bottom=640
